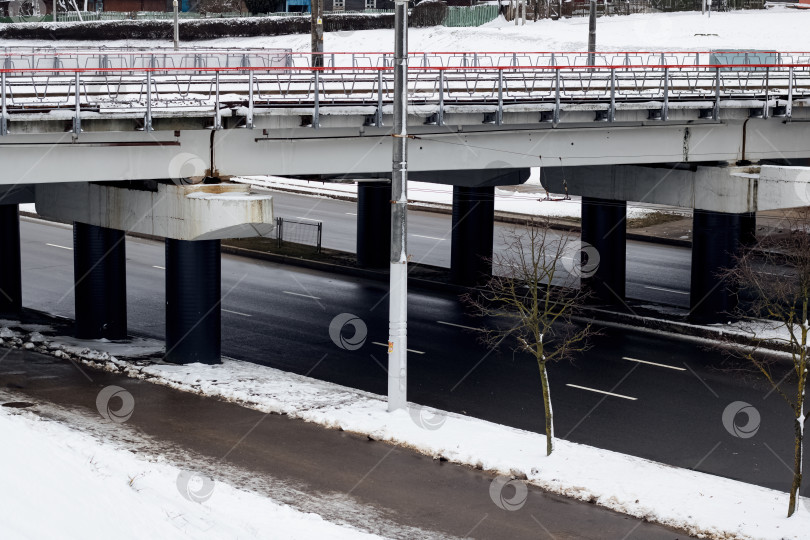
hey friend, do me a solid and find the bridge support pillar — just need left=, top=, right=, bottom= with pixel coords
left=740, top=211, right=757, bottom=247
left=451, top=186, right=495, bottom=286
left=690, top=210, right=743, bottom=323
left=73, top=222, right=127, bottom=340
left=165, top=238, right=221, bottom=365
left=581, top=197, right=626, bottom=305
left=357, top=182, right=391, bottom=269
left=0, top=204, right=22, bottom=317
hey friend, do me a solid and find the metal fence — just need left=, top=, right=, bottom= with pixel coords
left=444, top=5, right=499, bottom=27
left=48, top=9, right=391, bottom=23
left=505, top=0, right=764, bottom=20
left=276, top=217, right=322, bottom=253
left=2, top=48, right=808, bottom=136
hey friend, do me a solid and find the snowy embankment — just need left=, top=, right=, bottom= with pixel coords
left=0, top=321, right=804, bottom=540
left=1, top=9, right=808, bottom=52
left=0, top=406, right=381, bottom=540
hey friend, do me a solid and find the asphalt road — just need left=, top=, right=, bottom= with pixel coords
left=18, top=217, right=805, bottom=498
left=268, top=191, right=693, bottom=308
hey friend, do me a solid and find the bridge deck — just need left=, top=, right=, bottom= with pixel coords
left=2, top=48, right=810, bottom=183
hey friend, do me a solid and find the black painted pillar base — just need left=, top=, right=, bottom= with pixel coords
left=73, top=222, right=127, bottom=340
left=0, top=204, right=22, bottom=317
left=581, top=197, right=627, bottom=304
left=451, top=186, right=495, bottom=286
left=357, top=182, right=392, bottom=269
left=690, top=210, right=743, bottom=323
left=165, top=239, right=221, bottom=365
left=740, top=211, right=757, bottom=247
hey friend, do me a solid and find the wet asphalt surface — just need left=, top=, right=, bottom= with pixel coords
left=17, top=217, right=804, bottom=498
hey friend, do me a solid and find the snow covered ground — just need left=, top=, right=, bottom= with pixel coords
left=2, top=8, right=809, bottom=53
left=0, top=405, right=382, bottom=540
left=1, top=320, right=807, bottom=540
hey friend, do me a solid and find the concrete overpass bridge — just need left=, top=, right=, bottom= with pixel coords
left=2, top=47, right=810, bottom=363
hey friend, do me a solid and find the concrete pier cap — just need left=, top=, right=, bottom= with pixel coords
left=540, top=163, right=810, bottom=213
left=35, top=181, right=274, bottom=240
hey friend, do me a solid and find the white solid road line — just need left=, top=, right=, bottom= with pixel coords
left=566, top=384, right=637, bottom=401
left=372, top=342, right=425, bottom=355
left=222, top=309, right=252, bottom=317
left=622, top=356, right=686, bottom=371
left=644, top=285, right=688, bottom=295
left=282, top=291, right=321, bottom=300
left=437, top=320, right=479, bottom=332
left=293, top=216, right=321, bottom=222
left=413, top=234, right=445, bottom=241
left=345, top=212, right=357, bottom=216
left=153, top=265, right=165, bottom=270
left=46, top=243, right=72, bottom=250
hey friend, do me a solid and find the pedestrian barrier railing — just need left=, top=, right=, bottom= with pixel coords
left=276, top=217, right=323, bottom=253
left=1, top=49, right=809, bottom=136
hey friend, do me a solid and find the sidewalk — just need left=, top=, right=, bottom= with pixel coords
left=0, top=347, right=686, bottom=540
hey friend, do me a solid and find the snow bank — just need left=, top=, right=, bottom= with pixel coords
left=121, top=358, right=810, bottom=540
left=0, top=406, right=381, bottom=539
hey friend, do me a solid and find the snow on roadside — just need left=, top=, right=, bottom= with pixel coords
left=0, top=406, right=382, bottom=540
left=2, top=322, right=804, bottom=540
left=240, top=174, right=678, bottom=220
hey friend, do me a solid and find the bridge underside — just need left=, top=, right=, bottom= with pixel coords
left=1, top=108, right=810, bottom=185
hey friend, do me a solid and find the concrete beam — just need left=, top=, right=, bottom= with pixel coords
left=296, top=168, right=531, bottom=188
left=0, top=185, right=34, bottom=205
left=540, top=164, right=810, bottom=213
left=5, top=117, right=810, bottom=184
left=34, top=182, right=274, bottom=241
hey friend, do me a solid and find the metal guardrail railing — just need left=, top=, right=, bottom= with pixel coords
left=276, top=217, right=322, bottom=253
left=1, top=49, right=808, bottom=136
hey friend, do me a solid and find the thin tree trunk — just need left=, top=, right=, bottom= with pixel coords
left=789, top=410, right=803, bottom=516
left=539, top=361, right=554, bottom=455
left=790, top=321, right=809, bottom=517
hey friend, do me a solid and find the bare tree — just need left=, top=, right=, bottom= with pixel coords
left=723, top=207, right=810, bottom=517
left=463, top=218, right=594, bottom=456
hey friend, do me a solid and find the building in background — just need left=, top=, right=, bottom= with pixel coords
left=101, top=0, right=167, bottom=9
left=284, top=0, right=310, bottom=11
left=324, top=0, right=396, bottom=10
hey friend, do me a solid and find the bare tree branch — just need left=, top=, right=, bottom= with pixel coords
left=463, top=217, right=596, bottom=456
